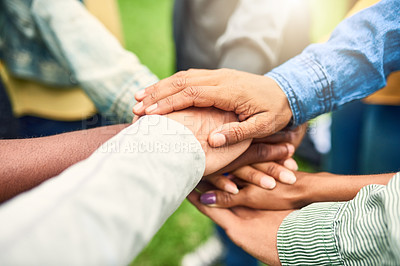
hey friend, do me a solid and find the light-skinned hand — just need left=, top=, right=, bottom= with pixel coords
left=133, top=69, right=292, bottom=147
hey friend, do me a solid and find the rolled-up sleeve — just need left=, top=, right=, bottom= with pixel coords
left=278, top=173, right=400, bottom=265
left=0, top=115, right=205, bottom=265
left=267, top=0, right=400, bottom=125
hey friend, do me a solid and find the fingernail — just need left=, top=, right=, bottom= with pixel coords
left=200, top=192, right=216, bottom=205
left=225, top=184, right=239, bottom=194
left=286, top=144, right=295, bottom=156
left=261, top=176, right=276, bottom=189
left=279, top=171, right=296, bottom=184
left=284, top=159, right=298, bottom=171
left=135, top=90, right=146, bottom=99
left=145, top=103, right=158, bottom=114
left=210, top=133, right=226, bottom=147
left=133, top=101, right=143, bottom=113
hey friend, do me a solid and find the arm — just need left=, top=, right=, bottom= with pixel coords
left=198, top=170, right=393, bottom=209
left=278, top=172, right=400, bottom=265
left=267, top=0, right=400, bottom=125
left=0, top=109, right=250, bottom=265
left=189, top=173, right=400, bottom=265
left=31, top=0, right=159, bottom=122
left=133, top=0, right=400, bottom=145
left=0, top=124, right=128, bottom=203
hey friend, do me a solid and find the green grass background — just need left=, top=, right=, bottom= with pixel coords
left=117, top=0, right=349, bottom=265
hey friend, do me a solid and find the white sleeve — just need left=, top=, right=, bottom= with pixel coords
left=216, top=0, right=293, bottom=74
left=0, top=115, right=205, bottom=266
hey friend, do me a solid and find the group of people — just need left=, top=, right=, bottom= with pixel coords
left=0, top=0, right=399, bottom=265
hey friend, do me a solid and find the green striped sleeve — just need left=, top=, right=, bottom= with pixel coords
left=278, top=173, right=400, bottom=265
left=277, top=201, right=345, bottom=265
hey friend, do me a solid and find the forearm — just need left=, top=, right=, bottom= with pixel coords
left=278, top=172, right=400, bottom=265
left=0, top=116, right=205, bottom=265
left=267, top=0, right=400, bottom=125
left=308, top=172, right=393, bottom=203
left=0, top=124, right=128, bottom=202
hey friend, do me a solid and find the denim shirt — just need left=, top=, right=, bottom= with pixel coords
left=267, top=0, right=400, bottom=126
left=0, top=0, right=76, bottom=86
left=0, top=0, right=159, bottom=122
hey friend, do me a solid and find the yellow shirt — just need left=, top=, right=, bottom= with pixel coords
left=1, top=0, right=124, bottom=121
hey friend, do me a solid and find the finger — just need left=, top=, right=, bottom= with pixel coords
left=253, top=162, right=296, bottom=185
left=232, top=165, right=276, bottom=189
left=132, top=115, right=140, bottom=124
left=133, top=70, right=215, bottom=114
left=187, top=191, right=239, bottom=230
left=203, top=174, right=239, bottom=194
left=213, top=143, right=294, bottom=176
left=280, top=158, right=299, bottom=171
left=253, top=130, right=293, bottom=144
left=199, top=190, right=245, bottom=208
left=195, top=181, right=216, bottom=193
left=208, top=113, right=277, bottom=147
left=144, top=86, right=220, bottom=115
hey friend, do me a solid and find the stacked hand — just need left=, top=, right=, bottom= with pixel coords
left=133, top=68, right=293, bottom=147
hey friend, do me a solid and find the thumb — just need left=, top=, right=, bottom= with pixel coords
left=208, top=114, right=276, bottom=147
left=187, top=191, right=239, bottom=230
left=199, top=190, right=244, bottom=208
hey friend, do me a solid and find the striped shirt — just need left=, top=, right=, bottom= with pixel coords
left=278, top=172, right=400, bottom=265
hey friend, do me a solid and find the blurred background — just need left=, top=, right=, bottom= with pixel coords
left=118, top=0, right=350, bottom=265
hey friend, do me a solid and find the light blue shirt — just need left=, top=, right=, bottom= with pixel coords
left=267, top=0, right=400, bottom=125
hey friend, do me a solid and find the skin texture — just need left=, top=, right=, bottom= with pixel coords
left=0, top=108, right=251, bottom=203
left=0, top=124, right=129, bottom=203
left=165, top=107, right=252, bottom=175
left=198, top=171, right=394, bottom=209
left=201, top=124, right=307, bottom=193
left=133, top=68, right=292, bottom=147
left=188, top=190, right=290, bottom=266
left=190, top=172, right=394, bottom=265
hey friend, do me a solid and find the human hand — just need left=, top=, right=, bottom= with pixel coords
left=203, top=160, right=297, bottom=194
left=254, top=123, right=307, bottom=149
left=198, top=169, right=310, bottom=210
left=198, top=171, right=394, bottom=209
left=133, top=69, right=292, bottom=147
left=188, top=191, right=293, bottom=266
left=165, top=107, right=252, bottom=175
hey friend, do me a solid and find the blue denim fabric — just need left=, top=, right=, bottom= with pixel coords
left=0, top=0, right=76, bottom=87
left=0, top=0, right=159, bottom=123
left=267, top=0, right=400, bottom=126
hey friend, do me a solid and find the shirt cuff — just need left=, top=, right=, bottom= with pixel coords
left=266, top=55, right=332, bottom=125
left=277, top=201, right=345, bottom=265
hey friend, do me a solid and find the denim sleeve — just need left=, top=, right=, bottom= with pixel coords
left=31, top=0, right=159, bottom=123
left=266, top=0, right=400, bottom=125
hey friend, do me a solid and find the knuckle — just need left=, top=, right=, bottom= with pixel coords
left=171, top=77, right=188, bottom=90
left=219, top=192, right=233, bottom=206
left=231, top=126, right=245, bottom=142
left=246, top=170, right=258, bottom=183
left=149, top=91, right=158, bottom=101
left=182, top=86, right=198, bottom=98
left=255, top=143, right=270, bottom=160
left=164, top=96, right=174, bottom=107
